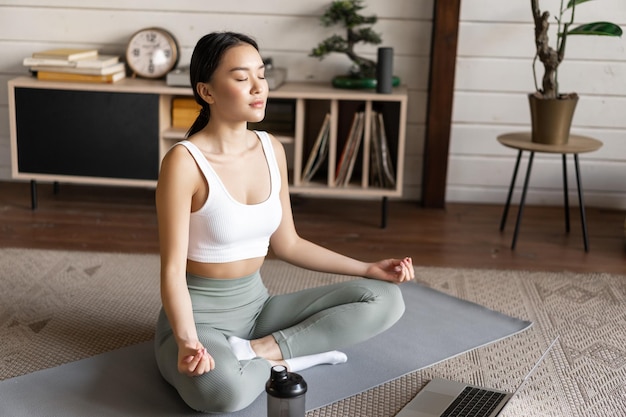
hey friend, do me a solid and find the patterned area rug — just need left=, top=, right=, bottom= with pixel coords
left=1, top=248, right=624, bottom=416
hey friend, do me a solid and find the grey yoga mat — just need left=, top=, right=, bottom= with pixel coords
left=0, top=281, right=531, bottom=416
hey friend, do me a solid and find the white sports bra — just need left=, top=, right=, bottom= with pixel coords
left=177, top=131, right=282, bottom=263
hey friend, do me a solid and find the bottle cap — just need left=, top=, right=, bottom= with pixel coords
left=265, top=365, right=308, bottom=398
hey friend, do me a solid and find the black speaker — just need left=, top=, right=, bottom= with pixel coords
left=376, top=47, right=394, bottom=94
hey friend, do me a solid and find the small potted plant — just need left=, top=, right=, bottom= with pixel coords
left=310, top=0, right=399, bottom=89
left=529, top=0, right=622, bottom=145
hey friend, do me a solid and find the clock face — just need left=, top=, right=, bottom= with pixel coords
left=126, top=28, right=179, bottom=79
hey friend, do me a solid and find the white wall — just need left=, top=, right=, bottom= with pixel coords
left=452, top=0, right=626, bottom=209
left=0, top=0, right=433, bottom=200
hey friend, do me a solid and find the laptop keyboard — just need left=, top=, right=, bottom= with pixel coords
left=440, top=386, right=507, bottom=417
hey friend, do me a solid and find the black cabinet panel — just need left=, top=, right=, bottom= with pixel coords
left=15, top=87, right=159, bottom=180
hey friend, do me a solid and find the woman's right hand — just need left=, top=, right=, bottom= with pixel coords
left=178, top=341, right=215, bottom=376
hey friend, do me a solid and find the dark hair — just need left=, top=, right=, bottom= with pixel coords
left=186, top=32, right=259, bottom=138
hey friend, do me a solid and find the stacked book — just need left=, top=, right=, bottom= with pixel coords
left=335, top=111, right=396, bottom=188
left=301, top=113, right=331, bottom=183
left=369, top=111, right=396, bottom=189
left=171, top=97, right=201, bottom=129
left=311, top=110, right=394, bottom=188
left=24, top=48, right=126, bottom=83
left=335, top=112, right=366, bottom=186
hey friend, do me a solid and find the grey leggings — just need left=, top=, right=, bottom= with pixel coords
left=154, top=270, right=405, bottom=414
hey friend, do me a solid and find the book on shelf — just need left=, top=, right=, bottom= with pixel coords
left=341, top=112, right=365, bottom=186
left=335, top=111, right=365, bottom=186
left=29, top=62, right=125, bottom=76
left=36, top=69, right=126, bottom=84
left=172, top=97, right=200, bottom=109
left=378, top=112, right=396, bottom=188
left=369, top=113, right=383, bottom=187
left=31, top=48, right=98, bottom=61
left=171, top=114, right=198, bottom=129
left=171, top=97, right=202, bottom=128
left=23, top=54, right=120, bottom=69
left=369, top=111, right=396, bottom=189
left=301, top=113, right=331, bottom=183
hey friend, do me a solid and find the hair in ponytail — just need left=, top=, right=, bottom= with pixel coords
left=186, top=32, right=259, bottom=138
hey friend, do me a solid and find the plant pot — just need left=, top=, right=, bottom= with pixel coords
left=332, top=75, right=400, bottom=89
left=528, top=93, right=579, bottom=145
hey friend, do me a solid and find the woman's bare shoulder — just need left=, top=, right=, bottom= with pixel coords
left=162, top=142, right=194, bottom=166
left=159, top=143, right=199, bottom=184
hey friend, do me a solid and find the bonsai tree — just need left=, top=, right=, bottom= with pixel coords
left=531, top=0, right=622, bottom=99
left=310, top=0, right=382, bottom=78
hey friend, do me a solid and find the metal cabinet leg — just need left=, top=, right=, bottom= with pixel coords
left=511, top=152, right=535, bottom=250
left=30, top=180, right=38, bottom=210
left=574, top=154, right=590, bottom=252
left=380, top=196, right=388, bottom=229
left=500, top=150, right=523, bottom=231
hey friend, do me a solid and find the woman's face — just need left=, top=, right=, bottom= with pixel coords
left=204, top=43, right=268, bottom=124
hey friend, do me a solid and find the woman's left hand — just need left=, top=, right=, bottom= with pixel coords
left=366, top=257, right=414, bottom=283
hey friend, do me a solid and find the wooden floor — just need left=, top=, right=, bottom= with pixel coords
left=1, top=181, right=624, bottom=274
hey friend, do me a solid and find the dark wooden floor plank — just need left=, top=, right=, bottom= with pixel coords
left=1, top=181, right=624, bottom=274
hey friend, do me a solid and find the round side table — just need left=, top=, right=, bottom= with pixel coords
left=497, top=132, right=603, bottom=252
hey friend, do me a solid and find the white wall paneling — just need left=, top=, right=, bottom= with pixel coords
left=453, top=0, right=626, bottom=209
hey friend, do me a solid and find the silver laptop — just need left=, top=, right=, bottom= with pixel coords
left=396, top=337, right=559, bottom=417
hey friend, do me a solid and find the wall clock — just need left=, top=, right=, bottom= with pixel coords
left=126, top=27, right=179, bottom=79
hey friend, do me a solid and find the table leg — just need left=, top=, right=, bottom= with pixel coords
left=500, top=150, right=523, bottom=231
left=574, top=154, right=590, bottom=252
left=562, top=154, right=570, bottom=233
left=511, top=151, right=534, bottom=250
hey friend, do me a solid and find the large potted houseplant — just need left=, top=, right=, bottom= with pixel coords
left=530, top=0, right=622, bottom=145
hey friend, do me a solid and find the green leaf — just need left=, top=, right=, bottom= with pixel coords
left=565, top=0, right=595, bottom=11
left=566, top=21, right=623, bottom=36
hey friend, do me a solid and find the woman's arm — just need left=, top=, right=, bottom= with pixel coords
left=268, top=135, right=413, bottom=283
left=156, top=145, right=214, bottom=375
